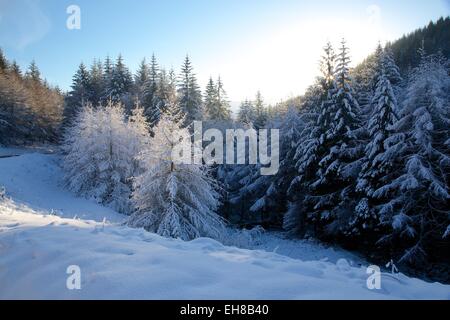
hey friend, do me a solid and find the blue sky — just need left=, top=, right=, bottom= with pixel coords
left=1, top=0, right=449, bottom=104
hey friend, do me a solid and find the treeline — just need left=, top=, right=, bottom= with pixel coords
left=63, top=54, right=238, bottom=129
left=389, top=16, right=450, bottom=72
left=0, top=49, right=63, bottom=145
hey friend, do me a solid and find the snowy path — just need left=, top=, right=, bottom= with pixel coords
left=0, top=150, right=449, bottom=299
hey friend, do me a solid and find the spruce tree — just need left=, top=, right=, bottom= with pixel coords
left=89, top=59, right=105, bottom=107
left=216, top=76, right=232, bottom=120
left=237, top=99, right=255, bottom=125
left=204, top=77, right=218, bottom=120
left=143, top=54, right=160, bottom=126
left=375, top=48, right=450, bottom=265
left=353, top=48, right=401, bottom=235
left=25, top=60, right=41, bottom=83
left=106, top=54, right=133, bottom=103
left=253, top=91, right=267, bottom=129
left=63, top=63, right=91, bottom=126
left=177, top=55, right=203, bottom=126
left=134, top=58, right=149, bottom=103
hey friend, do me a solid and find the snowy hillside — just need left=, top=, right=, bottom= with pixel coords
left=0, top=150, right=449, bottom=299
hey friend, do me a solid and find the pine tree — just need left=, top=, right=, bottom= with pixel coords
left=102, top=55, right=114, bottom=103
left=353, top=49, right=401, bottom=235
left=89, top=59, right=105, bottom=107
left=63, top=63, right=92, bottom=126
left=287, top=42, right=337, bottom=235
left=203, top=77, right=219, bottom=120
left=237, top=99, right=255, bottom=125
left=25, top=60, right=41, bottom=83
left=142, top=54, right=160, bottom=126
left=129, top=102, right=224, bottom=240
left=247, top=107, right=304, bottom=226
left=289, top=40, right=363, bottom=236
left=106, top=54, right=133, bottom=103
left=216, top=76, right=232, bottom=120
left=134, top=58, right=149, bottom=103
left=177, top=55, right=203, bottom=126
left=0, top=48, right=8, bottom=72
left=10, top=61, right=22, bottom=78
left=253, top=91, right=267, bottom=129
left=375, top=48, right=450, bottom=265
left=382, top=45, right=403, bottom=87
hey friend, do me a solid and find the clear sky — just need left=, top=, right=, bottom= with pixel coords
left=1, top=0, right=449, bottom=105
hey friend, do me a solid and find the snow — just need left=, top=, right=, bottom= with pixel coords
left=0, top=151, right=124, bottom=224
left=1, top=149, right=449, bottom=299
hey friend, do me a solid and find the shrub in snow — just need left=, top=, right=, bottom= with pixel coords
left=128, top=103, right=225, bottom=240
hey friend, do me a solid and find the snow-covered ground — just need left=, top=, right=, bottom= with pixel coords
left=0, top=149, right=449, bottom=299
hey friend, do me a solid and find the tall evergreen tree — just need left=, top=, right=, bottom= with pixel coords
left=216, top=76, right=232, bottom=120
left=89, top=59, right=105, bottom=107
left=25, top=60, right=41, bottom=83
left=203, top=77, right=218, bottom=120
left=289, top=40, right=362, bottom=236
left=253, top=91, right=267, bottom=129
left=106, top=54, right=133, bottom=103
left=353, top=49, right=402, bottom=235
left=63, top=63, right=91, bottom=126
left=129, top=100, right=224, bottom=240
left=177, top=55, right=203, bottom=126
left=134, top=58, right=150, bottom=103
left=374, top=48, right=450, bottom=265
left=237, top=99, right=255, bottom=125
left=142, top=53, right=160, bottom=125
left=10, top=61, right=22, bottom=78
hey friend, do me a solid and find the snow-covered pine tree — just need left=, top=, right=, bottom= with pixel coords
left=89, top=59, right=105, bottom=107
left=102, top=55, right=114, bottom=103
left=203, top=77, right=218, bottom=120
left=216, top=76, right=232, bottom=121
left=289, top=40, right=363, bottom=237
left=134, top=58, right=150, bottom=104
left=353, top=49, right=402, bottom=235
left=237, top=99, right=255, bottom=125
left=382, top=45, right=403, bottom=88
left=352, top=43, right=403, bottom=120
left=129, top=101, right=225, bottom=240
left=152, top=68, right=174, bottom=120
left=374, top=48, right=450, bottom=265
left=63, top=63, right=92, bottom=127
left=142, top=54, right=161, bottom=126
left=253, top=91, right=267, bottom=130
left=106, top=55, right=133, bottom=104
left=286, top=42, right=336, bottom=235
left=177, top=55, right=203, bottom=126
left=25, top=60, right=41, bottom=82
left=246, top=107, right=304, bottom=226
